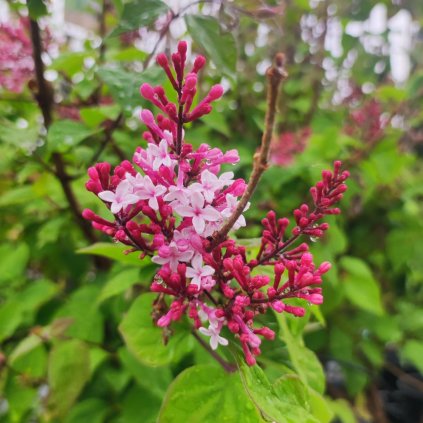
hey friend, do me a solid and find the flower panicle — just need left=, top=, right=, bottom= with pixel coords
left=84, top=41, right=349, bottom=366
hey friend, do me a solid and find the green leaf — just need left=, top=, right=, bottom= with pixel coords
left=122, top=384, right=162, bottom=423
left=109, top=0, right=170, bottom=37
left=401, top=340, right=423, bottom=373
left=185, top=15, right=237, bottom=78
left=98, top=66, right=164, bottom=108
left=4, top=376, right=37, bottom=422
left=50, top=51, right=91, bottom=76
left=340, top=256, right=384, bottom=315
left=307, top=389, right=334, bottom=423
left=0, top=302, right=25, bottom=342
left=158, top=365, right=264, bottom=422
left=273, top=374, right=310, bottom=409
left=77, top=242, right=151, bottom=267
left=55, top=285, right=104, bottom=343
left=278, top=315, right=326, bottom=394
left=0, top=243, right=29, bottom=284
left=80, top=104, right=121, bottom=128
left=119, top=293, right=194, bottom=366
left=329, top=399, right=356, bottom=423
left=238, top=359, right=319, bottom=423
left=27, top=0, right=48, bottom=19
left=9, top=335, right=43, bottom=364
left=48, top=340, right=90, bottom=418
left=98, top=265, right=157, bottom=303
left=47, top=120, right=101, bottom=153
left=64, top=399, right=108, bottom=423
left=118, top=348, right=172, bottom=398
left=10, top=343, right=47, bottom=379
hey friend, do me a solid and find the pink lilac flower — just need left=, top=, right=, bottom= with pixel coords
left=186, top=254, right=215, bottom=289
left=98, top=180, right=139, bottom=214
left=199, top=324, right=229, bottom=350
left=221, top=194, right=249, bottom=230
left=146, top=139, right=175, bottom=170
left=175, top=191, right=221, bottom=235
left=152, top=242, right=193, bottom=271
left=270, top=127, right=311, bottom=166
left=190, top=170, right=234, bottom=203
left=134, top=175, right=166, bottom=210
left=0, top=18, right=34, bottom=93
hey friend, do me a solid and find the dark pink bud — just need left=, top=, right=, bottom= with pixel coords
left=207, top=84, right=224, bottom=101
left=156, top=53, right=168, bottom=67
left=192, top=55, right=206, bottom=73
left=82, top=209, right=95, bottom=220
left=228, top=321, right=240, bottom=333
left=140, top=83, right=155, bottom=100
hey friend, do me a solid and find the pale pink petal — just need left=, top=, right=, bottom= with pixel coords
left=152, top=256, right=168, bottom=265
left=201, top=265, right=215, bottom=277
left=179, top=250, right=194, bottom=262
left=175, top=206, right=195, bottom=217
left=149, top=197, right=159, bottom=210
left=202, top=206, right=221, bottom=221
left=191, top=191, right=204, bottom=209
left=98, top=191, right=115, bottom=202
left=192, top=216, right=205, bottom=234
left=186, top=268, right=196, bottom=278
left=210, top=334, right=219, bottom=350
left=110, top=202, right=122, bottom=214
left=199, top=327, right=211, bottom=337
left=191, top=254, right=202, bottom=270
left=116, top=180, right=131, bottom=196
left=218, top=336, right=228, bottom=346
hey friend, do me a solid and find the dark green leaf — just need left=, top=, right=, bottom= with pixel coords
left=185, top=15, right=237, bottom=78
left=47, top=120, right=101, bottom=153
left=77, top=242, right=151, bottom=267
left=109, top=0, right=170, bottom=37
left=27, top=0, right=48, bottom=19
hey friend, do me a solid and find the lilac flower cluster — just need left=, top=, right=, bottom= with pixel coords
left=84, top=42, right=348, bottom=365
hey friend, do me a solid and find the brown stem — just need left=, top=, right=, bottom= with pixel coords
left=176, top=102, right=184, bottom=155
left=208, top=53, right=287, bottom=251
left=28, top=11, right=108, bottom=269
left=384, top=361, right=423, bottom=394
left=191, top=330, right=237, bottom=373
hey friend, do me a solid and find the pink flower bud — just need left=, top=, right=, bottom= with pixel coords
left=207, top=84, right=224, bottom=101
left=271, top=300, right=285, bottom=313
left=192, top=55, right=206, bottom=73
left=140, top=109, right=155, bottom=126
left=156, top=53, right=168, bottom=67
left=140, top=83, right=155, bottom=100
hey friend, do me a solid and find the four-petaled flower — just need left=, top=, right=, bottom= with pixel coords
left=221, top=194, right=249, bottom=230
left=199, top=324, right=229, bottom=350
left=175, top=191, right=221, bottom=234
left=135, top=176, right=167, bottom=210
left=191, top=170, right=234, bottom=203
left=186, top=254, right=215, bottom=288
left=98, top=180, right=139, bottom=214
left=152, top=242, right=193, bottom=271
left=147, top=139, right=174, bottom=171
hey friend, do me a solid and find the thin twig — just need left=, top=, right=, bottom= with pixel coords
left=27, top=11, right=105, bottom=255
left=208, top=53, right=287, bottom=250
left=191, top=330, right=237, bottom=373
left=89, top=113, right=124, bottom=164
